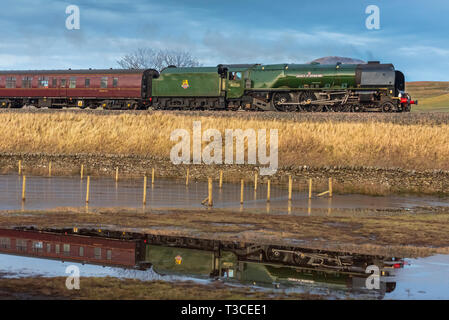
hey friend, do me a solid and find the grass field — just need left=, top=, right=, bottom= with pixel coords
left=1, top=111, right=449, bottom=171
left=406, top=81, right=449, bottom=112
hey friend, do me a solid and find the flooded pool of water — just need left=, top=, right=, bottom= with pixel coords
left=0, top=227, right=447, bottom=300
left=0, top=174, right=447, bottom=213
left=1, top=252, right=447, bottom=300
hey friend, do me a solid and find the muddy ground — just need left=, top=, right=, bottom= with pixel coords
left=0, top=276, right=322, bottom=300
left=1, top=152, right=449, bottom=196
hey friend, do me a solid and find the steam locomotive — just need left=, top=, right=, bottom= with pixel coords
left=0, top=61, right=416, bottom=112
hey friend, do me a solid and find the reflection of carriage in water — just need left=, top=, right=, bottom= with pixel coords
left=0, top=227, right=403, bottom=296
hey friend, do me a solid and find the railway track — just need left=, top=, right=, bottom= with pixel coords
left=0, top=106, right=448, bottom=125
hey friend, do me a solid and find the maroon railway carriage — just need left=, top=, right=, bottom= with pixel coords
left=0, top=228, right=143, bottom=268
left=0, top=69, right=158, bottom=109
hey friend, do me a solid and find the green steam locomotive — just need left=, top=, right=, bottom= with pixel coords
left=148, top=61, right=417, bottom=112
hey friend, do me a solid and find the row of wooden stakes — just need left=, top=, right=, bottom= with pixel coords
left=202, top=171, right=333, bottom=207
left=17, top=162, right=333, bottom=206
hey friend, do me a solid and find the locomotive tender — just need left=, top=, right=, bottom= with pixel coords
left=0, top=61, right=417, bottom=112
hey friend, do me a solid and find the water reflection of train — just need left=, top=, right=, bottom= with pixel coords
left=0, top=227, right=403, bottom=296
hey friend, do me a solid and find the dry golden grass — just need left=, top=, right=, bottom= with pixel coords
left=1, top=112, right=449, bottom=170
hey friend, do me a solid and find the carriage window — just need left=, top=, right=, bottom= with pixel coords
left=63, top=244, right=70, bottom=255
left=113, top=77, right=118, bottom=88
left=60, top=79, right=66, bottom=88
left=85, top=78, right=90, bottom=88
left=52, top=78, right=57, bottom=88
left=0, top=238, right=11, bottom=249
left=55, top=244, right=60, bottom=254
left=107, top=250, right=112, bottom=260
left=38, top=76, right=49, bottom=88
left=32, top=241, right=43, bottom=253
left=16, top=239, right=27, bottom=252
left=94, top=247, right=101, bottom=259
left=69, top=77, right=76, bottom=88
left=101, top=77, right=108, bottom=88
left=46, top=243, right=51, bottom=253
left=79, top=246, right=84, bottom=257
left=6, top=77, right=16, bottom=88
left=22, top=77, right=32, bottom=88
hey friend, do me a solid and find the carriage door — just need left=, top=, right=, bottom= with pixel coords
left=227, top=71, right=245, bottom=99
left=59, top=78, right=67, bottom=98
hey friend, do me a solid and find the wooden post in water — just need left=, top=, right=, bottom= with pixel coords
left=80, top=164, right=84, bottom=180
left=143, top=176, right=147, bottom=205
left=151, top=168, right=155, bottom=185
left=240, top=179, right=244, bottom=205
left=18, top=160, right=22, bottom=175
left=219, top=170, right=223, bottom=189
left=48, top=162, right=52, bottom=177
left=308, top=178, right=312, bottom=199
left=254, top=172, right=258, bottom=192
left=21, top=175, right=26, bottom=201
left=208, top=177, right=213, bottom=206
left=115, top=167, right=119, bottom=182
left=85, top=176, right=90, bottom=203
left=267, top=179, right=271, bottom=203
left=329, top=178, right=333, bottom=198
left=288, top=175, right=292, bottom=201
left=186, top=168, right=189, bottom=186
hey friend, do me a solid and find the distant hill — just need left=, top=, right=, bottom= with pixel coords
left=309, top=56, right=366, bottom=64
left=406, top=81, right=449, bottom=112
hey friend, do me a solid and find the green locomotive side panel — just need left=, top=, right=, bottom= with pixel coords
left=240, top=262, right=351, bottom=288
left=248, top=64, right=357, bottom=90
left=249, top=65, right=286, bottom=89
left=152, top=67, right=222, bottom=97
left=145, top=245, right=215, bottom=276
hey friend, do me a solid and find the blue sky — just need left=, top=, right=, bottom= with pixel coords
left=0, top=0, right=448, bottom=80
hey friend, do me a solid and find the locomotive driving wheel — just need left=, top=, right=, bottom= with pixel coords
left=267, top=246, right=286, bottom=262
left=271, top=92, right=296, bottom=112
left=299, top=91, right=318, bottom=112
left=381, top=102, right=395, bottom=113
left=293, top=250, right=309, bottom=266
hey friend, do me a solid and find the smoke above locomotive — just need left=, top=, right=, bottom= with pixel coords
left=0, top=61, right=416, bottom=112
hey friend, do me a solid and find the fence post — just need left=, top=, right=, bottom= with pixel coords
left=267, top=179, right=271, bottom=203
left=85, top=176, right=90, bottom=203
left=208, top=177, right=213, bottom=206
left=308, top=178, right=312, bottom=199
left=151, top=168, right=155, bottom=185
left=219, top=170, right=223, bottom=189
left=329, top=177, right=333, bottom=197
left=143, top=176, right=147, bottom=205
left=186, top=168, right=189, bottom=186
left=288, top=175, right=292, bottom=201
left=48, top=162, right=52, bottom=177
left=240, top=179, right=244, bottom=205
left=254, top=172, right=258, bottom=192
left=115, top=167, right=119, bottom=182
left=21, top=175, right=26, bottom=201
left=18, top=160, right=22, bottom=175
left=80, top=164, right=84, bottom=180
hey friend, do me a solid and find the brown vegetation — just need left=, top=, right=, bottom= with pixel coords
left=1, top=111, right=449, bottom=171
left=0, top=276, right=320, bottom=300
